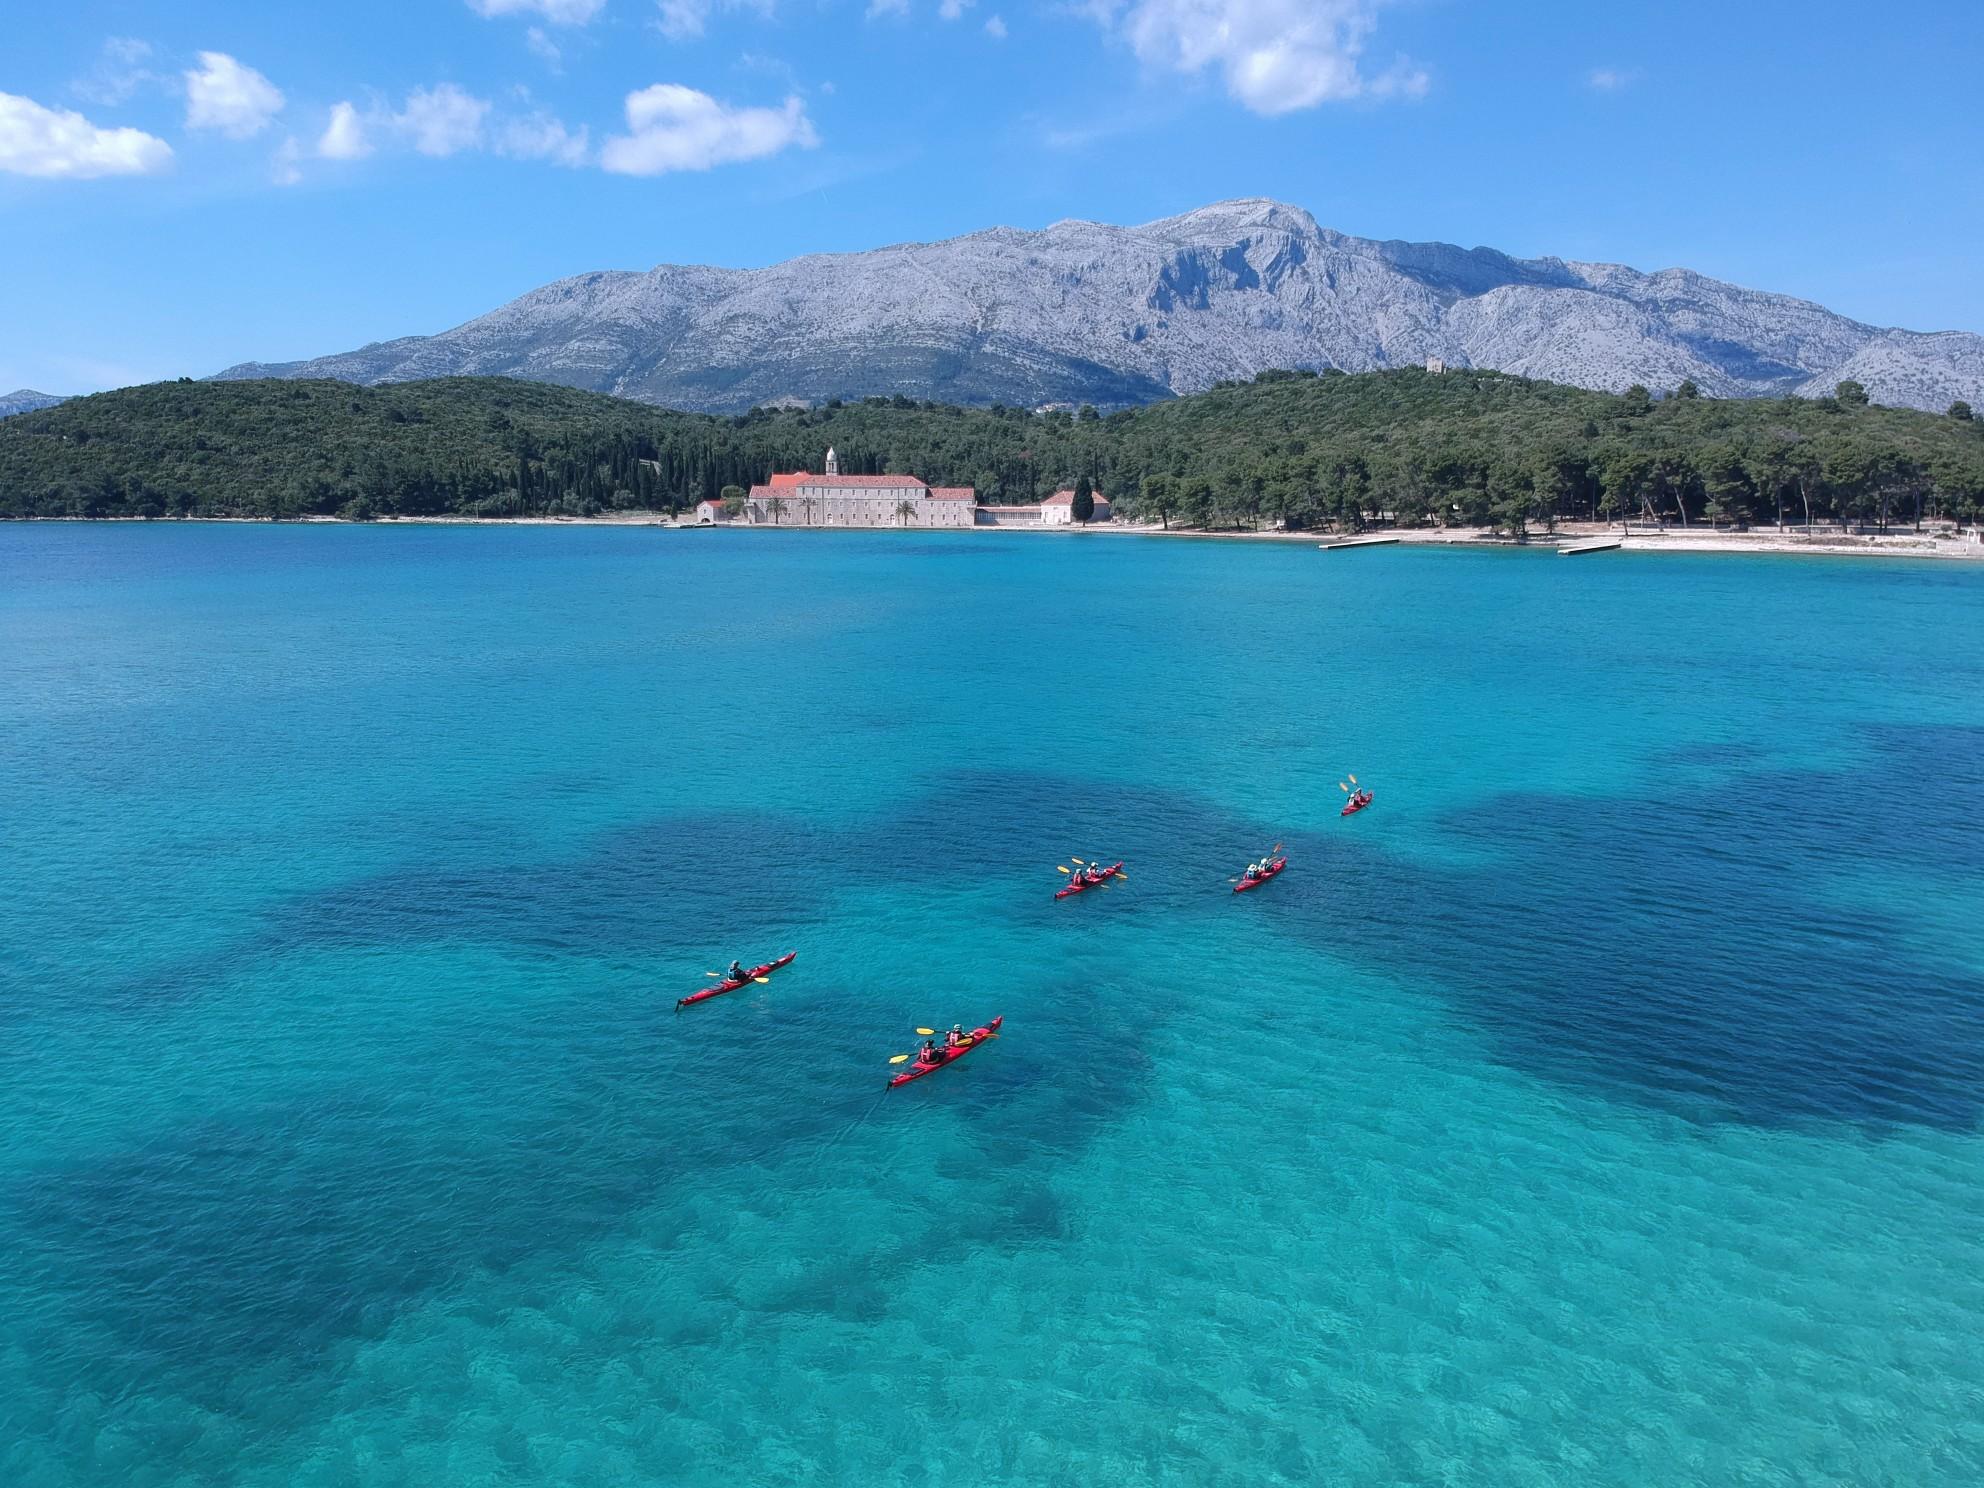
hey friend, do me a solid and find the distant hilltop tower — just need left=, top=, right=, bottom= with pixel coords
left=1425, top=356, right=1446, bottom=374
left=824, top=445, right=839, bottom=476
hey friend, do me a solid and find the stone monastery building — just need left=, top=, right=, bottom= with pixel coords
left=744, top=448, right=976, bottom=527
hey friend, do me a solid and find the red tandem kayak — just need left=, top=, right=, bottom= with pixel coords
left=1233, top=856, right=1287, bottom=892
left=1340, top=791, right=1373, bottom=817
left=677, top=951, right=796, bottom=1008
left=1055, top=861, right=1124, bottom=899
left=889, top=1017, right=1003, bottom=1087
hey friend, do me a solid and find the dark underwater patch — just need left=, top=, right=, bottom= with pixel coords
left=15, top=726, right=1980, bottom=1428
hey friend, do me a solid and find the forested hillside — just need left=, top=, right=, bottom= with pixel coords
left=3, top=371, right=1980, bottom=531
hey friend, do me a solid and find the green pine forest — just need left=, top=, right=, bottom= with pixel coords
left=2, top=370, right=1980, bottom=533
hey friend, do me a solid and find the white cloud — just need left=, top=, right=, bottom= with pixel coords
left=984, top=12, right=1006, bottom=35
left=395, top=84, right=490, bottom=156
left=1587, top=67, right=1635, bottom=91
left=526, top=26, right=563, bottom=65
left=0, top=90, right=174, bottom=178
left=465, top=0, right=606, bottom=23
left=1094, top=0, right=1424, bottom=115
left=497, top=111, right=590, bottom=165
left=184, top=51, right=286, bottom=138
left=318, top=101, right=373, bottom=159
left=600, top=84, right=815, bottom=175
left=272, top=136, right=303, bottom=186
left=656, top=0, right=712, bottom=38
left=73, top=37, right=159, bottom=106
left=654, top=0, right=775, bottom=39
left=939, top=0, right=974, bottom=17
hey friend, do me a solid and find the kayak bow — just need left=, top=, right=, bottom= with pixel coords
left=676, top=951, right=796, bottom=1009
left=1054, top=861, right=1124, bottom=899
left=889, top=1017, right=1003, bottom=1087
left=1233, top=856, right=1287, bottom=893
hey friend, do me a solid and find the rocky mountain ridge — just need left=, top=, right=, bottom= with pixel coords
left=213, top=199, right=1984, bottom=413
left=0, top=390, right=69, bottom=419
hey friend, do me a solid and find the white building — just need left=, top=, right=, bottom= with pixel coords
left=744, top=447, right=976, bottom=528
left=693, top=499, right=725, bottom=524
left=1039, top=488, right=1112, bottom=526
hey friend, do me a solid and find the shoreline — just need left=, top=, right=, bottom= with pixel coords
left=9, top=513, right=1981, bottom=561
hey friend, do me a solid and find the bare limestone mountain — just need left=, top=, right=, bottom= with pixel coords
left=0, top=390, right=69, bottom=419
left=213, top=199, right=1984, bottom=413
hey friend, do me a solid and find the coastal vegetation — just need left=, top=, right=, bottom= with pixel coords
left=2, top=370, right=1981, bottom=532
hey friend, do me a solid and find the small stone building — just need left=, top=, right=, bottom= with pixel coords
left=1039, top=489, right=1112, bottom=526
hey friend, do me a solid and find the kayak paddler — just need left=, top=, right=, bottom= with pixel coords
left=945, top=1023, right=967, bottom=1048
left=726, top=959, right=747, bottom=982
left=918, top=1037, right=941, bottom=1064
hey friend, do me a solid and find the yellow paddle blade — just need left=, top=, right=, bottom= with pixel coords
left=1339, top=781, right=1349, bottom=791
left=1057, top=865, right=1071, bottom=873
left=753, top=976, right=771, bottom=984
left=1070, top=856, right=1087, bottom=865
left=889, top=1054, right=911, bottom=1064
left=1349, top=774, right=1358, bottom=784
left=915, top=1028, right=936, bottom=1036
left=1113, top=871, right=1128, bottom=879
left=705, top=971, right=722, bottom=977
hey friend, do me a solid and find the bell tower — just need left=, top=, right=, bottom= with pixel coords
left=824, top=446, right=839, bottom=476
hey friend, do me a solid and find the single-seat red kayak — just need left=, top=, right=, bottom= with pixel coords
left=677, top=951, right=796, bottom=1009
left=1340, top=791, right=1373, bottom=817
left=889, top=1017, right=1003, bottom=1087
left=1055, top=861, right=1124, bottom=899
left=1233, top=856, right=1287, bottom=893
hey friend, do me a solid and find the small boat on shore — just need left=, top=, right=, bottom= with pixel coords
left=889, top=1017, right=1003, bottom=1086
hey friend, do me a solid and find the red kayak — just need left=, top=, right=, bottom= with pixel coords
left=1340, top=791, right=1373, bottom=817
left=1055, top=861, right=1123, bottom=899
left=1233, top=856, right=1287, bottom=893
left=889, top=1017, right=1003, bottom=1087
left=677, top=951, right=796, bottom=1009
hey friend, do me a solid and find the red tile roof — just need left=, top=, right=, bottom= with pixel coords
left=1042, top=489, right=1109, bottom=506
left=775, top=474, right=928, bottom=490
left=768, top=472, right=808, bottom=489
left=928, top=486, right=976, bottom=500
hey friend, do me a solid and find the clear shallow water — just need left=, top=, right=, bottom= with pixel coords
left=3, top=524, right=1982, bottom=1486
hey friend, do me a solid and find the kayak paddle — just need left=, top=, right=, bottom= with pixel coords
left=916, top=1028, right=936, bottom=1036
left=754, top=976, right=771, bottom=983
left=1070, top=856, right=1087, bottom=865
left=889, top=1054, right=912, bottom=1064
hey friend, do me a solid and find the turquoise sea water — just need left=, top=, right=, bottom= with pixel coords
left=3, top=523, right=1983, bottom=1487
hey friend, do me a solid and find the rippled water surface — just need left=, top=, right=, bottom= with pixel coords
left=4, top=524, right=1983, bottom=1486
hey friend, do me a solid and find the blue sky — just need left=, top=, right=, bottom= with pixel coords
left=4, top=0, right=1981, bottom=395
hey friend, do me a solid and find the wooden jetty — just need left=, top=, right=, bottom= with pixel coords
left=1557, top=538, right=1623, bottom=555
left=1316, top=535, right=1402, bottom=551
